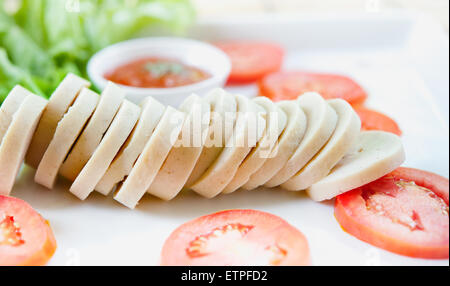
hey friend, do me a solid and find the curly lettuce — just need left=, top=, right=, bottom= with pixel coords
left=0, top=0, right=195, bottom=103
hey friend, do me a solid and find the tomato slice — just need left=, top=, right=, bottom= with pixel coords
left=0, top=196, right=57, bottom=266
left=258, top=71, right=368, bottom=104
left=353, top=105, right=402, bottom=136
left=335, top=167, right=449, bottom=259
left=161, top=209, right=310, bottom=266
left=390, top=167, right=449, bottom=204
left=214, top=42, right=284, bottom=84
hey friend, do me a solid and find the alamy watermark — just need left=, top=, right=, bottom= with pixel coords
left=167, top=104, right=282, bottom=159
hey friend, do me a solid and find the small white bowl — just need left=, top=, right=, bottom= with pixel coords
left=87, top=37, right=231, bottom=107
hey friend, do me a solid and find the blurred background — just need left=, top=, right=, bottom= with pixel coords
left=1, top=0, right=448, bottom=103
left=192, top=0, right=449, bottom=31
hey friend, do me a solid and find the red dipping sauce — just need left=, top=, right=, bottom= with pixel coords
left=104, top=57, right=211, bottom=88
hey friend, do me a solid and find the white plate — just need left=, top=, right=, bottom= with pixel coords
left=13, top=12, right=449, bottom=266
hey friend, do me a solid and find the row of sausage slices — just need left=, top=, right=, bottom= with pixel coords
left=0, top=74, right=405, bottom=209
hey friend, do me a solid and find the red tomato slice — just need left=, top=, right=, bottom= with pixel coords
left=161, top=209, right=310, bottom=266
left=354, top=105, right=402, bottom=136
left=0, top=196, right=57, bottom=266
left=215, top=42, right=284, bottom=84
left=335, top=167, right=449, bottom=259
left=258, top=71, right=368, bottom=104
left=390, top=167, right=449, bottom=204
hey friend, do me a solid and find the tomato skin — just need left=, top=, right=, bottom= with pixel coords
left=258, top=71, right=368, bottom=104
left=335, top=168, right=449, bottom=259
left=0, top=196, right=57, bottom=266
left=161, top=209, right=310, bottom=266
left=353, top=105, right=402, bottom=136
left=215, top=42, right=284, bottom=84
left=20, top=221, right=57, bottom=266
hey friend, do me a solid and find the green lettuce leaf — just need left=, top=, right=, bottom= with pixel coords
left=0, top=0, right=195, bottom=103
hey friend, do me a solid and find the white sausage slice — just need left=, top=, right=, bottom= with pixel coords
left=264, top=92, right=338, bottom=188
left=70, top=100, right=140, bottom=200
left=147, top=95, right=211, bottom=200
left=0, top=86, right=28, bottom=143
left=0, top=93, right=47, bottom=195
left=282, top=99, right=361, bottom=191
left=59, top=82, right=125, bottom=181
left=95, top=97, right=165, bottom=195
left=191, top=94, right=266, bottom=198
left=242, top=100, right=307, bottom=190
left=306, top=131, right=405, bottom=201
left=34, top=88, right=99, bottom=189
left=114, top=106, right=185, bottom=209
left=184, top=89, right=237, bottom=187
left=222, top=96, right=287, bottom=194
left=26, top=73, right=90, bottom=168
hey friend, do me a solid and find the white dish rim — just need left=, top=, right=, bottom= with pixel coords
left=87, top=37, right=232, bottom=98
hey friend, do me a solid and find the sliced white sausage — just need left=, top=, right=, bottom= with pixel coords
left=282, top=99, right=361, bottom=191
left=222, top=96, right=287, bottom=194
left=264, top=92, right=338, bottom=188
left=95, top=97, right=165, bottom=195
left=26, top=73, right=90, bottom=168
left=0, top=86, right=28, bottom=143
left=114, top=106, right=185, bottom=209
left=190, top=94, right=266, bottom=198
left=147, top=95, right=211, bottom=200
left=184, top=89, right=237, bottom=187
left=70, top=100, right=140, bottom=200
left=306, top=131, right=405, bottom=201
left=0, top=93, right=47, bottom=195
left=34, top=88, right=99, bottom=189
left=59, top=82, right=125, bottom=181
left=242, top=100, right=307, bottom=190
